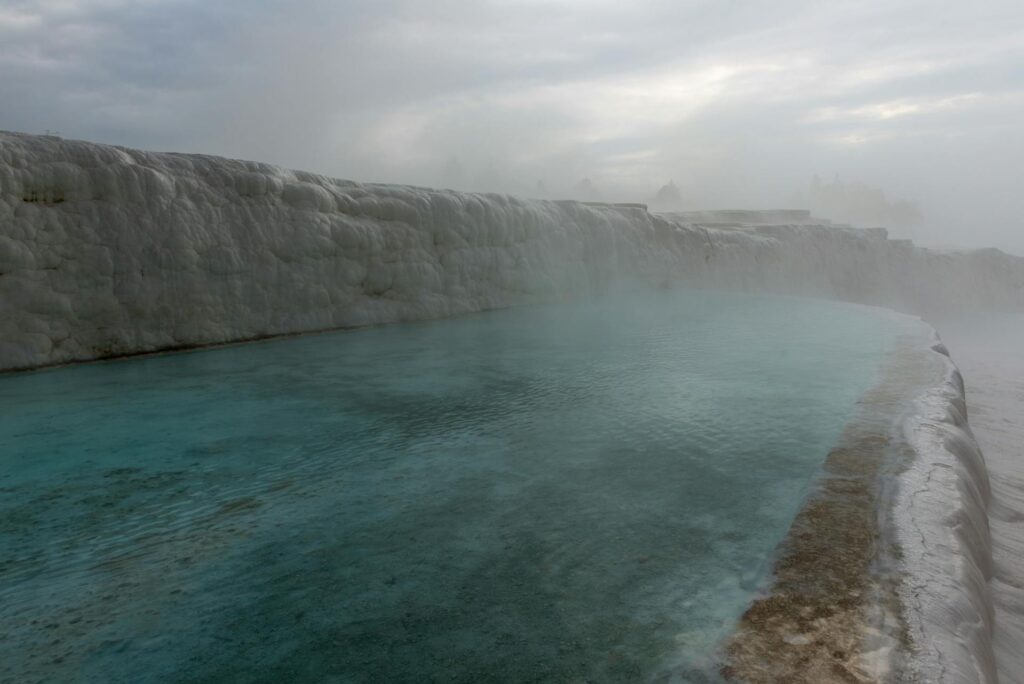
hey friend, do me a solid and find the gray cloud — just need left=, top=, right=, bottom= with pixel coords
left=2, top=0, right=1024, bottom=252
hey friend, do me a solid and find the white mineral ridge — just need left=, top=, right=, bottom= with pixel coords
left=896, top=335, right=999, bottom=683
left=929, top=317, right=1024, bottom=684
left=0, top=132, right=690, bottom=369
left=2, top=130, right=1023, bottom=371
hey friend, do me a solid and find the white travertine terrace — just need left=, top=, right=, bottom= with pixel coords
left=2, top=130, right=1023, bottom=682
left=923, top=320, right=1024, bottom=684
left=896, top=336, right=999, bottom=683
left=2, top=131, right=1022, bottom=372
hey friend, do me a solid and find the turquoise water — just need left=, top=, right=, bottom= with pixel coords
left=0, top=290, right=897, bottom=683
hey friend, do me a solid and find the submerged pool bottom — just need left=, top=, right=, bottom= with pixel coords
left=0, top=290, right=900, bottom=682
left=724, top=337, right=935, bottom=683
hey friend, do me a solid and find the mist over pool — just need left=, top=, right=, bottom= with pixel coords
left=0, top=289, right=909, bottom=682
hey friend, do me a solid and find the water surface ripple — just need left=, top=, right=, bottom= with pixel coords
left=0, top=290, right=897, bottom=682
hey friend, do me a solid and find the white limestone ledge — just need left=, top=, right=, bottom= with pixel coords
left=2, top=131, right=1023, bottom=371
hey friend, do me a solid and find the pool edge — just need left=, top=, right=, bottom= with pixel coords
left=722, top=325, right=997, bottom=683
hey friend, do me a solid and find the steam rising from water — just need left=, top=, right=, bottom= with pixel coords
left=0, top=290, right=900, bottom=681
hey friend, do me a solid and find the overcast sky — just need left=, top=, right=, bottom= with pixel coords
left=2, top=0, right=1023, bottom=253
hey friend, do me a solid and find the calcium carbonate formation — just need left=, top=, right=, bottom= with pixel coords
left=2, top=130, right=1023, bottom=372
left=895, top=337, right=998, bottom=683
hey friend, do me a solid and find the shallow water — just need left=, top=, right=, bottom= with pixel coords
left=0, top=289, right=898, bottom=683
